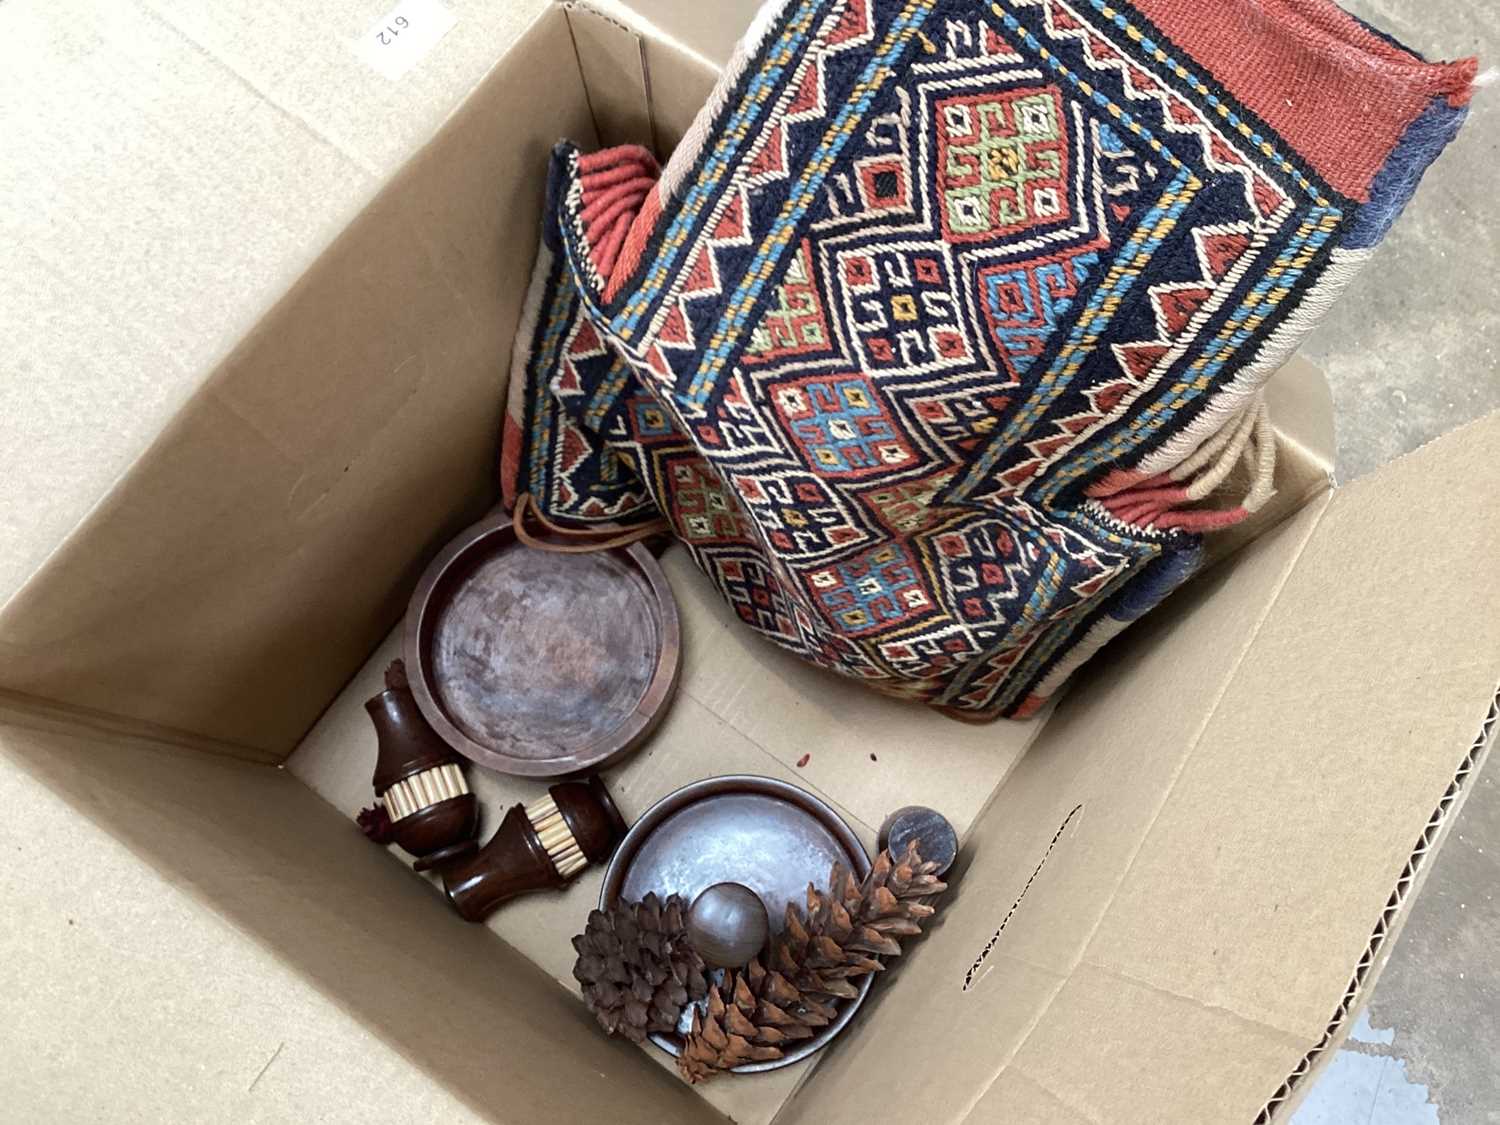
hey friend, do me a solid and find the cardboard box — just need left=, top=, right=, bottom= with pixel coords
left=2, top=2, right=1497, bottom=1121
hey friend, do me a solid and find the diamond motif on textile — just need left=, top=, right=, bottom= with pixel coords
left=665, top=458, right=755, bottom=545
left=771, top=372, right=920, bottom=478
left=979, top=248, right=1101, bottom=379
left=806, top=541, right=933, bottom=637
left=935, top=85, right=1070, bottom=241
left=743, top=240, right=831, bottom=366
left=838, top=245, right=973, bottom=374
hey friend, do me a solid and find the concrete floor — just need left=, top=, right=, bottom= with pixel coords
left=1290, top=2, right=1500, bottom=1123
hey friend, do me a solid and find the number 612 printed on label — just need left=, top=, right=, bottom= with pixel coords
left=375, top=16, right=410, bottom=47
left=354, top=0, right=457, bottom=81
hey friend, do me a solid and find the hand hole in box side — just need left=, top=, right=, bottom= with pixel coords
left=962, top=802, right=1085, bottom=992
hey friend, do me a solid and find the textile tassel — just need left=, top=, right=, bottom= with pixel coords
left=1094, top=395, right=1277, bottom=532
left=569, top=146, right=661, bottom=296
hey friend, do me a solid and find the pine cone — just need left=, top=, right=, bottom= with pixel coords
left=572, top=892, right=709, bottom=1042
left=678, top=957, right=837, bottom=1083
left=677, top=839, right=946, bottom=1083
left=773, top=838, right=945, bottom=1000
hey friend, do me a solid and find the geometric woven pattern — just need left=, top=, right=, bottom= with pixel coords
left=504, top=0, right=1473, bottom=717
left=935, top=86, right=1071, bottom=241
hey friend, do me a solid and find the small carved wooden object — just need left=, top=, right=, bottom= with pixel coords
left=367, top=660, right=479, bottom=871
left=444, top=775, right=627, bottom=922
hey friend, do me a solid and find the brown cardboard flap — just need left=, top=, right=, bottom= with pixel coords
left=0, top=8, right=596, bottom=757
left=632, top=22, right=719, bottom=157
left=1091, top=409, right=1500, bottom=1035
left=964, top=1069, right=1098, bottom=1125
left=565, top=1, right=718, bottom=158
left=0, top=717, right=716, bottom=1124
left=0, top=732, right=488, bottom=1123
left=0, top=0, right=553, bottom=608
left=784, top=495, right=1329, bottom=1125
left=565, top=3, right=655, bottom=149
left=1262, top=695, right=1499, bottom=1122
left=1006, top=964, right=1304, bottom=1125
left=592, top=0, right=752, bottom=67
left=0, top=687, right=275, bottom=765
left=790, top=411, right=1500, bottom=1123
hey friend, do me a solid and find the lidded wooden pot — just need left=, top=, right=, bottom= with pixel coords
left=366, top=661, right=479, bottom=872
left=443, top=776, right=628, bottom=922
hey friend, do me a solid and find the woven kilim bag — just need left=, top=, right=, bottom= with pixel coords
left=503, top=0, right=1474, bottom=718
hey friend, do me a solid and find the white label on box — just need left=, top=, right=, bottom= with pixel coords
left=353, top=0, right=457, bottom=81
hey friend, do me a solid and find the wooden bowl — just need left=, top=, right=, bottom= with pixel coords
left=599, top=775, right=873, bottom=1072
left=405, top=511, right=679, bottom=777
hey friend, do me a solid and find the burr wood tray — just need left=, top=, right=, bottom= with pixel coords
left=405, top=510, right=680, bottom=778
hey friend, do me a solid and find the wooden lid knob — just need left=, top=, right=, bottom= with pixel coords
left=686, top=882, right=770, bottom=969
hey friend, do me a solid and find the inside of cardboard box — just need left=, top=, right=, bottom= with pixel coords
left=0, top=5, right=604, bottom=757
left=8, top=425, right=1495, bottom=1123
left=276, top=358, right=1338, bottom=1125
left=5, top=4, right=1500, bottom=1123
left=271, top=16, right=1353, bottom=1118
left=266, top=271, right=1332, bottom=1125
left=285, top=545, right=1047, bottom=1124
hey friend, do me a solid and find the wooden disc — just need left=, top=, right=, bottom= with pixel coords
left=877, top=805, right=958, bottom=876
left=405, top=511, right=679, bottom=777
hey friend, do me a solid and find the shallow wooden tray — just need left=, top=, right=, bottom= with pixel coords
left=405, top=511, right=679, bottom=778
left=599, top=775, right=873, bottom=1072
